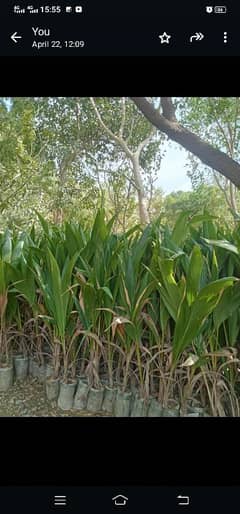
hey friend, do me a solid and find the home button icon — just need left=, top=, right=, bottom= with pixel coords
left=112, top=494, right=128, bottom=506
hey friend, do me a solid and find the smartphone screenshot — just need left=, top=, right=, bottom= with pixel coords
left=0, top=0, right=239, bottom=510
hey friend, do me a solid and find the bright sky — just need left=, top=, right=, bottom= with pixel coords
left=157, top=142, right=193, bottom=194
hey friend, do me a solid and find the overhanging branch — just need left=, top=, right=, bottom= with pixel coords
left=130, top=97, right=240, bottom=188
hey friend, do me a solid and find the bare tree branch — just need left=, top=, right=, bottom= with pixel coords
left=89, top=97, right=153, bottom=223
left=89, top=98, right=133, bottom=160
left=119, top=97, right=126, bottom=138
left=134, top=127, right=156, bottom=159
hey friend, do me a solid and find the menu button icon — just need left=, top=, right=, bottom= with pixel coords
left=54, top=495, right=67, bottom=506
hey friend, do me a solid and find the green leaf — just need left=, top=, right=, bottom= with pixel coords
left=202, top=219, right=218, bottom=239
left=173, top=277, right=236, bottom=364
left=213, top=281, right=240, bottom=330
left=9, top=258, right=36, bottom=307
left=226, top=311, right=240, bottom=345
left=171, top=211, right=190, bottom=246
left=99, top=286, right=113, bottom=301
left=197, top=277, right=237, bottom=300
left=12, top=240, right=24, bottom=262
left=202, top=238, right=239, bottom=255
left=34, top=210, right=50, bottom=236
left=91, top=208, right=107, bottom=243
left=159, top=299, right=170, bottom=334
left=211, top=249, right=219, bottom=281
left=186, top=245, right=203, bottom=304
left=157, top=259, right=186, bottom=321
left=0, top=260, right=6, bottom=294
left=73, top=293, right=91, bottom=331
left=1, top=230, right=12, bottom=263
left=173, top=295, right=218, bottom=364
left=189, top=214, right=217, bottom=225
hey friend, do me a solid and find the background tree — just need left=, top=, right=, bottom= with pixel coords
left=160, top=184, right=234, bottom=228
left=1, top=97, right=164, bottom=227
left=89, top=97, right=164, bottom=224
left=0, top=97, right=55, bottom=228
left=131, top=97, right=240, bottom=188
left=1, top=96, right=240, bottom=231
left=179, top=97, right=240, bottom=220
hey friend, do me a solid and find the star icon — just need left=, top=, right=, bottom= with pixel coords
left=158, top=32, right=171, bottom=44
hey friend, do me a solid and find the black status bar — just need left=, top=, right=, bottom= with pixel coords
left=5, top=2, right=237, bottom=17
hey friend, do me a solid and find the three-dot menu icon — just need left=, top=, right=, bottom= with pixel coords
left=224, top=31, right=227, bottom=43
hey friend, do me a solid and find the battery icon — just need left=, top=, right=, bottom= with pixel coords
left=214, top=6, right=227, bottom=13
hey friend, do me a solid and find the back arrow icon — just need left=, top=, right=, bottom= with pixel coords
left=11, top=32, right=22, bottom=43
left=177, top=495, right=190, bottom=505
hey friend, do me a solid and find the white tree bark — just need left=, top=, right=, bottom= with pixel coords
left=89, top=97, right=154, bottom=224
left=131, top=155, right=150, bottom=224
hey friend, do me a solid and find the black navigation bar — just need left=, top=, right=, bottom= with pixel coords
left=0, top=486, right=238, bottom=513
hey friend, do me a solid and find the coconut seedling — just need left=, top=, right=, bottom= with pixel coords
left=73, top=209, right=121, bottom=389
left=112, top=243, right=155, bottom=396
left=74, top=259, right=113, bottom=389
left=33, top=246, right=80, bottom=382
left=0, top=229, right=28, bottom=391
left=0, top=264, right=10, bottom=367
left=8, top=244, right=38, bottom=360
left=0, top=229, right=18, bottom=367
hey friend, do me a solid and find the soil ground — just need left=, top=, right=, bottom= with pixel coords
left=0, top=377, right=110, bottom=417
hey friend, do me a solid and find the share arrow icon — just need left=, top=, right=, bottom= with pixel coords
left=190, top=32, right=204, bottom=42
left=11, top=32, right=22, bottom=43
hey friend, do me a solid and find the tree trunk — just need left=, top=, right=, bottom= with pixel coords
left=229, top=182, right=239, bottom=216
left=132, top=156, right=150, bottom=224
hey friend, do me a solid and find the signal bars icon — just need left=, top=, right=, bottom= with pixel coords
left=27, top=5, right=39, bottom=13
left=54, top=495, right=67, bottom=506
left=13, top=5, right=26, bottom=13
